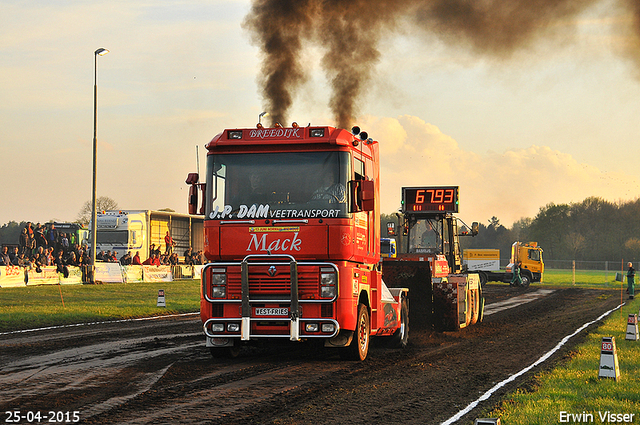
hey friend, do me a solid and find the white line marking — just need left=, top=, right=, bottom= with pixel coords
left=484, top=289, right=556, bottom=316
left=440, top=302, right=625, bottom=425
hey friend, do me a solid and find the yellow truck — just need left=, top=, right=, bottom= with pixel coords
left=463, top=241, right=544, bottom=287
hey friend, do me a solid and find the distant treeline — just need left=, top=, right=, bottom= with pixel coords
left=0, top=221, right=30, bottom=247
left=381, top=196, right=640, bottom=262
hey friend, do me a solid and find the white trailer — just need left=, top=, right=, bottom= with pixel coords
left=94, top=210, right=204, bottom=261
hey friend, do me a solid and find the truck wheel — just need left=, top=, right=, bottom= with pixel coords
left=520, top=275, right=531, bottom=288
left=469, top=288, right=480, bottom=325
left=340, top=304, right=370, bottom=361
left=479, top=272, right=488, bottom=287
left=390, top=297, right=409, bottom=348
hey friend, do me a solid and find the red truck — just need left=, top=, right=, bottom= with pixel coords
left=186, top=124, right=408, bottom=360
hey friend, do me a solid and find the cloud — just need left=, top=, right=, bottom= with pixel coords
left=362, top=114, right=640, bottom=226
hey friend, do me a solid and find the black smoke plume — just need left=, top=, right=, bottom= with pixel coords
left=244, top=0, right=640, bottom=129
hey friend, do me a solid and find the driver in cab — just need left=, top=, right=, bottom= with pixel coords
left=310, top=173, right=346, bottom=204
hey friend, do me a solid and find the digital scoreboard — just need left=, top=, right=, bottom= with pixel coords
left=402, top=186, right=459, bottom=213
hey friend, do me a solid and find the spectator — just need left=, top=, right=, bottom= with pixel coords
left=132, top=251, right=142, bottom=265
left=193, top=251, right=203, bottom=265
left=96, top=250, right=105, bottom=262
left=46, top=223, right=57, bottom=249
left=8, top=247, right=19, bottom=265
left=164, top=231, right=175, bottom=255
left=25, top=222, right=34, bottom=240
left=33, top=246, right=46, bottom=267
left=16, top=253, right=28, bottom=268
left=34, top=224, right=47, bottom=250
left=627, top=262, right=635, bottom=300
left=44, top=247, right=54, bottom=266
left=78, top=251, right=91, bottom=283
left=119, top=252, right=132, bottom=266
left=143, top=253, right=161, bottom=266
left=19, top=228, right=28, bottom=256
left=0, top=246, right=12, bottom=266
left=66, top=251, right=78, bottom=267
left=183, top=247, right=193, bottom=265
left=60, top=233, right=70, bottom=254
left=55, top=251, right=69, bottom=279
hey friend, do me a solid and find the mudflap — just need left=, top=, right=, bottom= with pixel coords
left=433, top=278, right=459, bottom=331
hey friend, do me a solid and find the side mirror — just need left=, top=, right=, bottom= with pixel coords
left=186, top=173, right=199, bottom=185
left=186, top=173, right=205, bottom=215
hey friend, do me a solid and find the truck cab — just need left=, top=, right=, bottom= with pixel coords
left=188, top=124, right=408, bottom=360
left=507, top=241, right=544, bottom=285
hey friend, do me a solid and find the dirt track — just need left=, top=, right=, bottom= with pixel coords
left=0, top=285, right=623, bottom=425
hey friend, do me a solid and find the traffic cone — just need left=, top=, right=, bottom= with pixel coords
left=598, top=336, right=620, bottom=381
left=626, top=314, right=639, bottom=341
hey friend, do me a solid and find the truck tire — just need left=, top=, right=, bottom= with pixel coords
left=478, top=272, right=488, bottom=287
left=340, top=304, right=370, bottom=361
left=520, top=274, right=531, bottom=288
left=469, top=288, right=481, bottom=325
left=389, top=296, right=409, bottom=348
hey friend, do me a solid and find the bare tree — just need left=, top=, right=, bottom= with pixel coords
left=77, top=196, right=119, bottom=225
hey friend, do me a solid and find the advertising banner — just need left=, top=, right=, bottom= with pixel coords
left=143, top=265, right=173, bottom=282
left=0, top=266, right=26, bottom=288
left=122, top=265, right=144, bottom=283
left=26, top=266, right=61, bottom=286
left=95, top=263, right=124, bottom=283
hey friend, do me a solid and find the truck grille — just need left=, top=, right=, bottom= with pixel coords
left=226, top=266, right=319, bottom=298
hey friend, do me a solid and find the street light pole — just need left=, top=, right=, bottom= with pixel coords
left=91, top=47, right=109, bottom=283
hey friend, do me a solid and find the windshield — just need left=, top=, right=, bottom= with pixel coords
left=206, top=151, right=350, bottom=220
left=409, top=218, right=443, bottom=254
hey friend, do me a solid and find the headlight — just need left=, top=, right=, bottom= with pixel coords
left=212, top=286, right=226, bottom=298
left=211, top=271, right=227, bottom=285
left=320, top=268, right=336, bottom=298
left=227, top=323, right=240, bottom=332
left=305, top=323, right=319, bottom=332
left=320, top=285, right=336, bottom=298
left=211, top=323, right=224, bottom=332
left=321, top=323, right=335, bottom=333
left=321, top=272, right=336, bottom=286
left=210, top=268, right=227, bottom=298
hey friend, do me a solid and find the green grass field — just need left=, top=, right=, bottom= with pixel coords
left=482, top=297, right=640, bottom=424
left=0, top=280, right=200, bottom=332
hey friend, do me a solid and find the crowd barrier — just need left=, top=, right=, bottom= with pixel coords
left=0, top=264, right=204, bottom=288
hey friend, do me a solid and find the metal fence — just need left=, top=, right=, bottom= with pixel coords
left=499, top=259, right=637, bottom=271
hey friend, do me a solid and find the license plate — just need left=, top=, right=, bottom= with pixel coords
left=255, top=308, right=289, bottom=316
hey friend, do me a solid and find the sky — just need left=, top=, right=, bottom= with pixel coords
left=2, top=0, right=640, bottom=230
